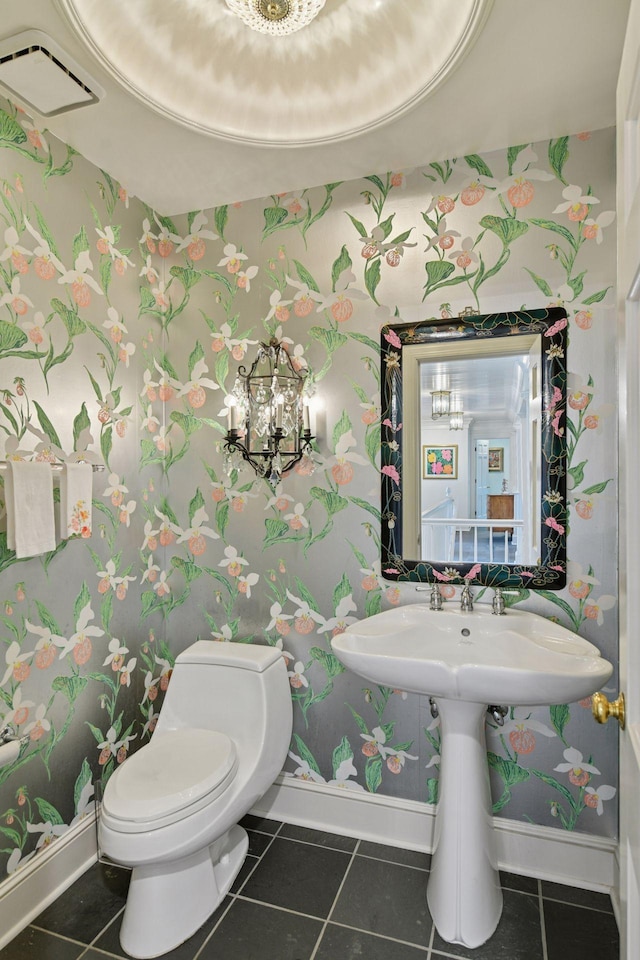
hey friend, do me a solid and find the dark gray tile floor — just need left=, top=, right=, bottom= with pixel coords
left=0, top=815, right=619, bottom=960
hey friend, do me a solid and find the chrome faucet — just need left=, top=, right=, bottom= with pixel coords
left=430, top=583, right=443, bottom=611
left=460, top=583, right=473, bottom=611
left=492, top=587, right=506, bottom=615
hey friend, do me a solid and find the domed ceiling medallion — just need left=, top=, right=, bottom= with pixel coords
left=56, top=0, right=494, bottom=146
left=225, top=0, right=327, bottom=35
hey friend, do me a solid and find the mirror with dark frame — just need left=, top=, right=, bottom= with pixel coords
left=380, top=308, right=567, bottom=588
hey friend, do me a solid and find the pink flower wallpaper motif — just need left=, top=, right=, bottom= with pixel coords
left=0, top=96, right=618, bottom=883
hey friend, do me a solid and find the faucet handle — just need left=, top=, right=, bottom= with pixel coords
left=492, top=588, right=506, bottom=616
left=430, top=583, right=443, bottom=611
left=460, top=583, right=473, bottom=611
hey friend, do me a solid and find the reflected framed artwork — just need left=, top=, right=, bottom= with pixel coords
left=488, top=447, right=504, bottom=472
left=423, top=444, right=458, bottom=479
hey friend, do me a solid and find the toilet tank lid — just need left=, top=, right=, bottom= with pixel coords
left=176, top=640, right=283, bottom=671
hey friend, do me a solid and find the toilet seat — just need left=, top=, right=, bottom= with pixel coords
left=102, top=729, right=238, bottom=833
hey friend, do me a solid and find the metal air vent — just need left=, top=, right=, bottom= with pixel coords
left=0, top=29, right=103, bottom=116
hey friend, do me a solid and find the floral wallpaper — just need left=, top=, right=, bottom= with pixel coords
left=0, top=94, right=619, bottom=886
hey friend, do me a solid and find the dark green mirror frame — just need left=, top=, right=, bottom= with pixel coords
left=380, top=307, right=568, bottom=589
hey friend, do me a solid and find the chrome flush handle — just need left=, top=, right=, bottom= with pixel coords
left=488, top=705, right=508, bottom=726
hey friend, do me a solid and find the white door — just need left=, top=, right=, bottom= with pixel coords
left=617, top=3, right=640, bottom=956
left=475, top=439, right=489, bottom=517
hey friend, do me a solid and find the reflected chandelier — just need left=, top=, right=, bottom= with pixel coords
left=449, top=395, right=464, bottom=430
left=225, top=0, right=326, bottom=35
left=430, top=389, right=451, bottom=419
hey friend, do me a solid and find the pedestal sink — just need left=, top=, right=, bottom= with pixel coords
left=330, top=603, right=613, bottom=948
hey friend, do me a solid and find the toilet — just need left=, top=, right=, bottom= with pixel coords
left=98, top=640, right=292, bottom=960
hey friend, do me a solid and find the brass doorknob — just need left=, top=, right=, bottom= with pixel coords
left=592, top=691, right=625, bottom=730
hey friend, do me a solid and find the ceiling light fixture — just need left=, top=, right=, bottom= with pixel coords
left=431, top=389, right=451, bottom=420
left=449, top=395, right=464, bottom=430
left=225, top=0, right=326, bottom=35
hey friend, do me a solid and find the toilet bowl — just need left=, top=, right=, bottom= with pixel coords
left=98, top=640, right=292, bottom=960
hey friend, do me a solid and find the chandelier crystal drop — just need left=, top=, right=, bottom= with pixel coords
left=225, top=0, right=326, bottom=36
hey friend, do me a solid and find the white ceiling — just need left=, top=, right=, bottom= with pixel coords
left=420, top=353, right=529, bottom=426
left=0, top=0, right=630, bottom=215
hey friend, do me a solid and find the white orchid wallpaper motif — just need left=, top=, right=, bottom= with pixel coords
left=0, top=96, right=618, bottom=884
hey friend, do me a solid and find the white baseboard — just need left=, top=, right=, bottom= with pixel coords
left=0, top=812, right=98, bottom=950
left=252, top=775, right=617, bottom=894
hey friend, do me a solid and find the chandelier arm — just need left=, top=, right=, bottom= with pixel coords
left=223, top=430, right=315, bottom=485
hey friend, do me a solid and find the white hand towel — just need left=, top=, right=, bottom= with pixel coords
left=7, top=461, right=56, bottom=558
left=59, top=462, right=93, bottom=540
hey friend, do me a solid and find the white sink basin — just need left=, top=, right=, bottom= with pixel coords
left=331, top=601, right=613, bottom=949
left=331, top=603, right=612, bottom=705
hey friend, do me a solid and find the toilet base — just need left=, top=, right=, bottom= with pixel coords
left=119, top=824, right=249, bottom=959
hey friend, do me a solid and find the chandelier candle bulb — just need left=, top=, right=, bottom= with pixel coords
left=303, top=402, right=311, bottom=432
left=275, top=400, right=284, bottom=430
left=228, top=403, right=240, bottom=432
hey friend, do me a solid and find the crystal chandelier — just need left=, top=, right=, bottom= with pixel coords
left=225, top=0, right=326, bottom=36
left=224, top=339, right=315, bottom=485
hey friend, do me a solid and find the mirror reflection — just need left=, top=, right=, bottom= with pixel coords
left=381, top=309, right=567, bottom=589
left=412, top=339, right=541, bottom=566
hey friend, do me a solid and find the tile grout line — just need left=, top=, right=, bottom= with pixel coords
left=274, top=831, right=432, bottom=873
left=30, top=904, right=127, bottom=958
left=538, top=878, right=549, bottom=960
left=271, top=833, right=364, bottom=858
left=232, top=892, right=333, bottom=924
left=426, top=917, right=435, bottom=960
left=27, top=924, right=91, bottom=946
left=22, top=925, right=105, bottom=959
left=230, top=824, right=283, bottom=896
left=540, top=893, right=614, bottom=915
left=77, top=946, right=125, bottom=960
left=430, top=944, right=477, bottom=960
left=87, top=903, right=127, bottom=950
left=191, top=896, right=237, bottom=960
left=307, top=837, right=362, bottom=960
left=353, top=851, right=431, bottom=874
left=322, top=918, right=432, bottom=954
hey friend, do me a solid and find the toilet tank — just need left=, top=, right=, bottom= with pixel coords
left=153, top=640, right=292, bottom=757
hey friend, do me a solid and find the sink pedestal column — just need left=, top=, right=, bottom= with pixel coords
left=427, top=699, right=503, bottom=948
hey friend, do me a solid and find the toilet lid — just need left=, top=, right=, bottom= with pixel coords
left=103, top=729, right=237, bottom=824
